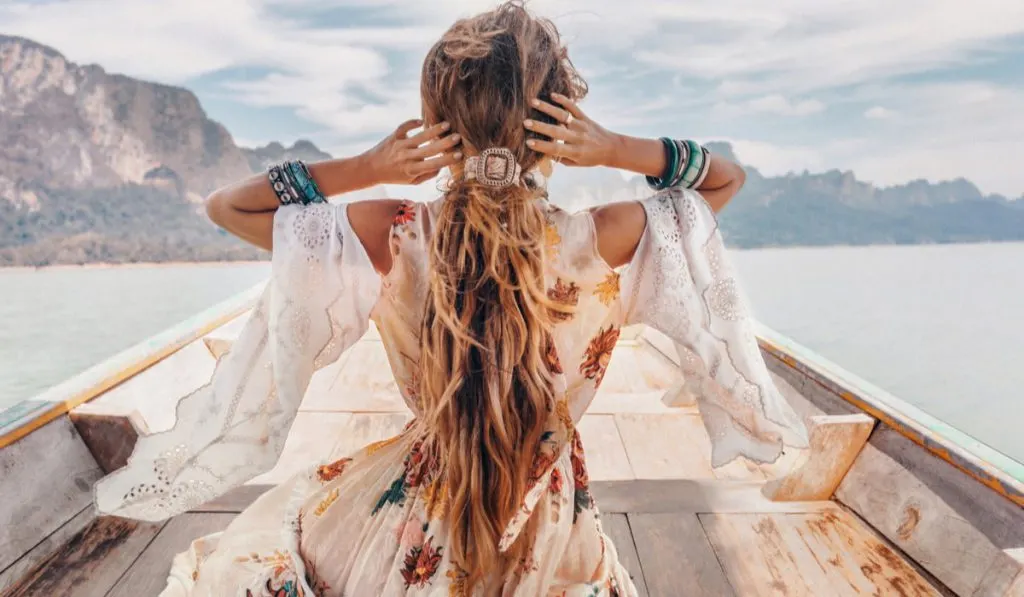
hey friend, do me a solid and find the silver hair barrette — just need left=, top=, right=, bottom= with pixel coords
left=465, top=147, right=522, bottom=188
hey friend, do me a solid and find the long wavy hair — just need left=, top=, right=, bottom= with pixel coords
left=417, top=1, right=587, bottom=589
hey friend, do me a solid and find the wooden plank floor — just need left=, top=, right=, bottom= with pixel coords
left=9, top=324, right=943, bottom=596
left=4, top=482, right=945, bottom=597
left=243, top=333, right=800, bottom=487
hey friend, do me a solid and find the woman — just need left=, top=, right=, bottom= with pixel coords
left=94, top=3, right=807, bottom=595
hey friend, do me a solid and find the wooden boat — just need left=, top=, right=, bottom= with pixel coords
left=1, top=283, right=1022, bottom=596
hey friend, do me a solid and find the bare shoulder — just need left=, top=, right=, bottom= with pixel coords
left=590, top=201, right=647, bottom=269
left=346, top=198, right=410, bottom=275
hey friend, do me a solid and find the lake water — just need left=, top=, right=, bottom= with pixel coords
left=0, top=262, right=270, bottom=409
left=1, top=243, right=1021, bottom=464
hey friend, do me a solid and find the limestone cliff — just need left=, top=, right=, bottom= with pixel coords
left=0, top=34, right=252, bottom=207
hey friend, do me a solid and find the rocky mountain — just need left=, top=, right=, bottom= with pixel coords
left=720, top=169, right=1024, bottom=248
left=0, top=35, right=337, bottom=265
left=0, top=35, right=252, bottom=206
left=1, top=34, right=1021, bottom=265
left=548, top=141, right=1024, bottom=248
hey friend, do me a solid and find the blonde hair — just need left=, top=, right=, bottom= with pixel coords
left=417, top=1, right=587, bottom=589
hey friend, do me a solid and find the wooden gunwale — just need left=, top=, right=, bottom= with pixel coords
left=756, top=323, right=1024, bottom=507
left=0, top=284, right=264, bottom=450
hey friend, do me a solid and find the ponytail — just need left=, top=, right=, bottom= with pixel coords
left=419, top=177, right=555, bottom=587
left=415, top=1, right=589, bottom=590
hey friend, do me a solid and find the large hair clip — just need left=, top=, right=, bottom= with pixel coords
left=465, top=147, right=522, bottom=188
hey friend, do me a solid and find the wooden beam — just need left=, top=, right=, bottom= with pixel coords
left=0, top=417, right=103, bottom=574
left=760, top=348, right=859, bottom=417
left=202, top=335, right=232, bottom=360
left=590, top=479, right=838, bottom=515
left=191, top=484, right=272, bottom=513
left=836, top=426, right=1024, bottom=597
left=975, top=549, right=1024, bottom=597
left=757, top=328, right=1024, bottom=507
left=68, top=407, right=150, bottom=474
left=1000, top=549, right=1024, bottom=597
left=660, top=380, right=696, bottom=408
left=9, top=475, right=833, bottom=537
left=763, top=413, right=875, bottom=502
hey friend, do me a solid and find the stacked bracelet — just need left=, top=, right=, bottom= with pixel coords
left=268, top=160, right=327, bottom=205
left=646, top=138, right=712, bottom=191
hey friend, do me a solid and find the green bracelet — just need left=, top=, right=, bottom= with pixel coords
left=645, top=137, right=679, bottom=190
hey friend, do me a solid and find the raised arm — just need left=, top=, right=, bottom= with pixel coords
left=602, top=135, right=746, bottom=214
left=205, top=120, right=461, bottom=253
left=524, top=93, right=745, bottom=267
left=525, top=95, right=807, bottom=470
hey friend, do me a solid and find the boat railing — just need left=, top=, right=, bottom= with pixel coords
left=0, top=283, right=264, bottom=450
left=755, top=323, right=1024, bottom=506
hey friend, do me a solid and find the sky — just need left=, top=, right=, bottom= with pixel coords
left=3, top=0, right=1024, bottom=199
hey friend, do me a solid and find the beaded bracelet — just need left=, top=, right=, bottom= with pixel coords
left=267, top=160, right=326, bottom=205
left=268, top=164, right=299, bottom=205
left=286, top=160, right=326, bottom=204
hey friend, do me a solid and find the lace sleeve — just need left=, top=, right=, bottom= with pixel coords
left=623, top=188, right=808, bottom=467
left=93, top=203, right=382, bottom=521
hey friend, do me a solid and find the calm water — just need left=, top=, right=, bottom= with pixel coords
left=732, top=242, right=1024, bottom=463
left=0, top=263, right=270, bottom=408
left=1, top=244, right=1021, bottom=463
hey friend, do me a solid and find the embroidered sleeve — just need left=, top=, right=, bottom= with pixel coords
left=93, top=203, right=382, bottom=520
left=623, top=188, right=808, bottom=467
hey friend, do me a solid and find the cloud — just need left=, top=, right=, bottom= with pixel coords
left=748, top=95, right=825, bottom=116
left=1, top=0, right=1023, bottom=196
left=864, top=106, right=895, bottom=120
left=714, top=94, right=825, bottom=118
left=842, top=82, right=1024, bottom=194
left=718, top=139, right=829, bottom=177
left=633, top=0, right=1024, bottom=95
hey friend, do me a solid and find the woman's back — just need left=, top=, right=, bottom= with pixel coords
left=373, top=197, right=630, bottom=421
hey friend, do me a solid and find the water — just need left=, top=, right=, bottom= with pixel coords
left=0, top=244, right=1021, bottom=464
left=732, top=243, right=1024, bottom=463
left=0, top=262, right=270, bottom=408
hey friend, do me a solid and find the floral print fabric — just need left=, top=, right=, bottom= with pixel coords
left=140, top=189, right=805, bottom=597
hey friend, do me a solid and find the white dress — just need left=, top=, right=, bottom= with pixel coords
left=92, top=187, right=808, bottom=596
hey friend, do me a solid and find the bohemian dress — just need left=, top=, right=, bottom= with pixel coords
left=93, top=186, right=809, bottom=596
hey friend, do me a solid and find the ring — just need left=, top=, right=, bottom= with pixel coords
left=565, top=114, right=574, bottom=126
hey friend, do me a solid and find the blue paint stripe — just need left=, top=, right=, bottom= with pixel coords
left=0, top=400, right=58, bottom=437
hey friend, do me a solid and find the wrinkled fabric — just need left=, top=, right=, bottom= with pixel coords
left=623, top=188, right=809, bottom=467
left=94, top=203, right=381, bottom=521
left=96, top=186, right=806, bottom=597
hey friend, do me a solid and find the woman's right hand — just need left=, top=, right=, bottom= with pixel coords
left=364, top=119, right=463, bottom=185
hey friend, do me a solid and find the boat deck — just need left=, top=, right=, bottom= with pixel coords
left=7, top=480, right=941, bottom=597
left=3, top=325, right=951, bottom=596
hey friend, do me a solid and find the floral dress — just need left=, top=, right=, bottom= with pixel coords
left=93, top=187, right=808, bottom=596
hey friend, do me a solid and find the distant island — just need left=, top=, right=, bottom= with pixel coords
left=1, top=34, right=1022, bottom=266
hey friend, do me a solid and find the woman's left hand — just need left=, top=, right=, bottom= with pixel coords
left=524, top=94, right=618, bottom=168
